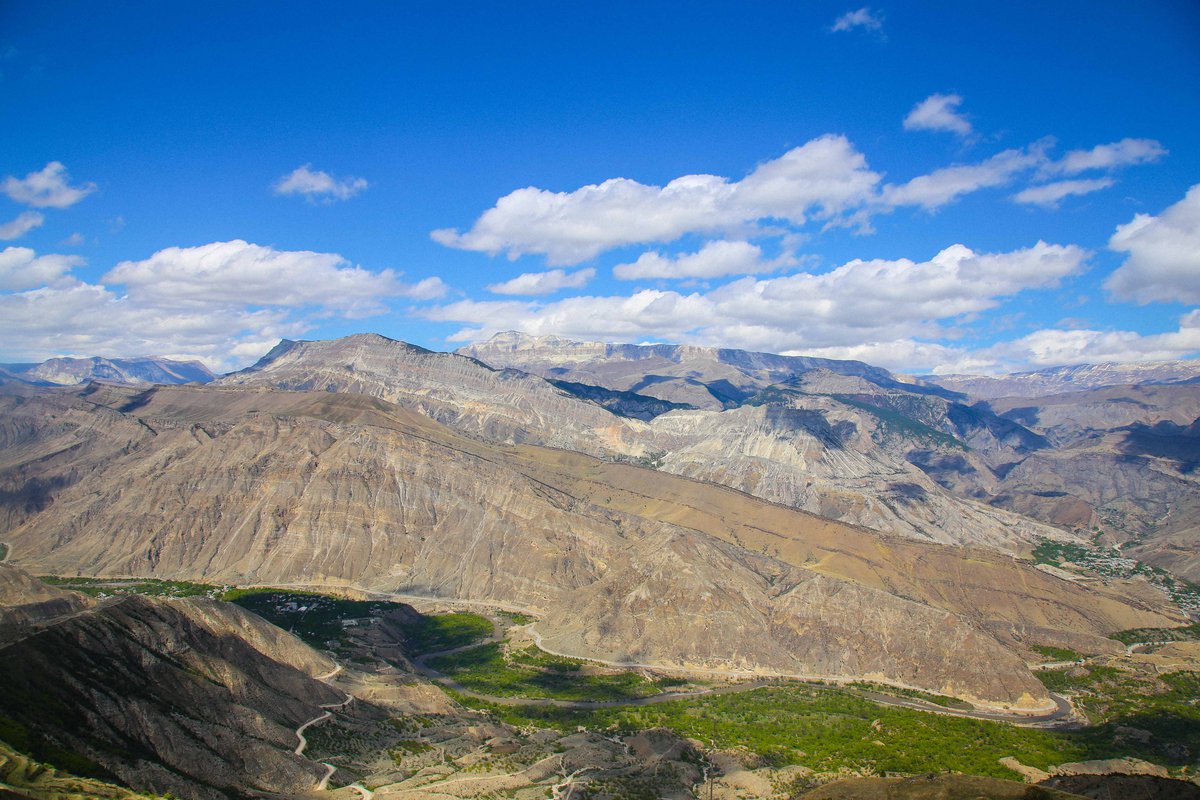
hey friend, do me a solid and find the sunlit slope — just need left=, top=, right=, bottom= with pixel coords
left=1, top=384, right=1179, bottom=709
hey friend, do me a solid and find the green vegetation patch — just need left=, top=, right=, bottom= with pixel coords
left=430, top=642, right=676, bottom=702
left=451, top=685, right=1078, bottom=779
left=222, top=588, right=490, bottom=655
left=450, top=664, right=1200, bottom=780
left=496, top=610, right=536, bottom=626
left=223, top=589, right=401, bottom=647
left=1031, top=645, right=1084, bottom=662
left=38, top=575, right=219, bottom=598
left=399, top=611, right=492, bottom=656
left=1109, top=621, right=1200, bottom=646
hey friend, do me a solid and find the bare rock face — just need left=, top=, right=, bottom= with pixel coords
left=215, top=333, right=648, bottom=458
left=646, top=399, right=1062, bottom=550
left=0, top=570, right=342, bottom=800
left=1, top=384, right=1179, bottom=710
left=984, top=384, right=1200, bottom=579
left=459, top=331, right=918, bottom=410
left=221, top=334, right=1069, bottom=553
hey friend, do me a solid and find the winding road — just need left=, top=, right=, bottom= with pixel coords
left=293, top=666, right=356, bottom=792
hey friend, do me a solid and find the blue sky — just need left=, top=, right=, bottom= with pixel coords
left=2, top=1, right=1198, bottom=373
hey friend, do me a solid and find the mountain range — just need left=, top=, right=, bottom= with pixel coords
left=1, top=330, right=1197, bottom=798
left=2, top=333, right=1191, bottom=711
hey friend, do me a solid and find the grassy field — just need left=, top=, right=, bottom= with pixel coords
left=429, top=642, right=683, bottom=701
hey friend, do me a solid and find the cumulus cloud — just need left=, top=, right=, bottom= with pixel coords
left=903, top=93, right=972, bottom=137
left=423, top=240, right=1089, bottom=368
left=832, top=7, right=883, bottom=32
left=0, top=280, right=299, bottom=369
left=273, top=164, right=368, bottom=202
left=0, top=241, right=445, bottom=369
left=613, top=240, right=794, bottom=280
left=980, top=311, right=1200, bottom=369
left=0, top=247, right=84, bottom=290
left=487, top=268, right=595, bottom=296
left=1105, top=184, right=1200, bottom=304
left=1047, top=138, right=1167, bottom=176
left=3, top=162, right=96, bottom=209
left=881, top=143, right=1049, bottom=210
left=0, top=211, right=45, bottom=240
left=434, top=134, right=1169, bottom=264
left=1013, top=178, right=1115, bottom=208
left=432, top=135, right=880, bottom=264
left=103, top=239, right=425, bottom=316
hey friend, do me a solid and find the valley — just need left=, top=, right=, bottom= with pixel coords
left=0, top=333, right=1197, bottom=799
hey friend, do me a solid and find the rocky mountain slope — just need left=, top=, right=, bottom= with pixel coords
left=218, top=334, right=1061, bottom=551
left=922, top=360, right=1200, bottom=400
left=216, top=333, right=648, bottom=458
left=459, top=333, right=1200, bottom=564
left=980, top=383, right=1200, bottom=580
left=459, top=331, right=933, bottom=411
left=0, top=356, right=214, bottom=387
left=0, top=564, right=341, bottom=800
left=0, top=382, right=1179, bottom=710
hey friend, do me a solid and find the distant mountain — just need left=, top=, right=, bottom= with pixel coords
left=0, top=355, right=215, bottom=386
left=922, top=360, right=1200, bottom=400
left=459, top=331, right=950, bottom=411
left=216, top=333, right=649, bottom=458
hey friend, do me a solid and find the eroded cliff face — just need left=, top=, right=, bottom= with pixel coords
left=215, top=333, right=648, bottom=458
left=212, top=334, right=1077, bottom=554
left=0, top=384, right=1179, bottom=709
left=646, top=400, right=1063, bottom=550
left=0, top=574, right=341, bottom=800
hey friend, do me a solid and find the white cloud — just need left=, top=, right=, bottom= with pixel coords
left=903, top=93, right=972, bottom=137
left=406, top=276, right=450, bottom=301
left=0, top=241, right=448, bottom=370
left=1048, top=138, right=1167, bottom=176
left=982, top=311, right=1200, bottom=369
left=424, top=240, right=1088, bottom=365
left=432, top=135, right=880, bottom=264
left=273, top=164, right=368, bottom=202
left=104, top=239, right=424, bottom=316
left=3, top=162, right=97, bottom=209
left=0, top=211, right=45, bottom=240
left=0, top=247, right=84, bottom=290
left=0, top=280, right=300, bottom=370
left=1105, top=184, right=1200, bottom=304
left=1013, top=178, right=1114, bottom=208
left=881, top=143, right=1049, bottom=210
left=62, top=232, right=86, bottom=246
left=832, top=7, right=883, bottom=32
left=487, top=268, right=595, bottom=296
left=613, top=240, right=794, bottom=280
